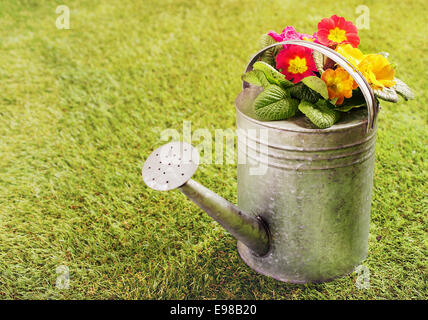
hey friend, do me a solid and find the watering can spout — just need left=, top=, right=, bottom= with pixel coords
left=142, top=141, right=270, bottom=256
left=179, top=179, right=270, bottom=256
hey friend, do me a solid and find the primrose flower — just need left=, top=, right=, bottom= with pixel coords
left=268, top=26, right=318, bottom=47
left=301, top=32, right=318, bottom=42
left=321, top=67, right=355, bottom=105
left=268, top=26, right=301, bottom=42
left=357, top=54, right=396, bottom=89
left=317, top=15, right=360, bottom=48
left=336, top=44, right=365, bottom=67
left=276, top=45, right=318, bottom=83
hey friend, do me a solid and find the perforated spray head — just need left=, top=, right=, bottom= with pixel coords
left=142, top=141, right=200, bottom=191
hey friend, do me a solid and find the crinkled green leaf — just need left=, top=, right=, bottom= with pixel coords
left=298, top=99, right=340, bottom=129
left=253, top=85, right=299, bottom=121
left=301, top=76, right=329, bottom=99
left=287, top=82, right=321, bottom=104
left=253, top=61, right=294, bottom=89
left=393, top=78, right=414, bottom=100
left=374, top=86, right=398, bottom=102
left=241, top=70, right=270, bottom=87
left=260, top=54, right=275, bottom=66
left=259, top=33, right=276, bottom=48
left=316, top=99, right=339, bottom=111
left=258, top=34, right=277, bottom=67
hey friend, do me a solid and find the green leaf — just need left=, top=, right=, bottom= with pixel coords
left=298, top=99, right=340, bottom=129
left=241, top=70, right=270, bottom=87
left=253, top=61, right=294, bottom=89
left=316, top=99, right=338, bottom=110
left=301, top=76, right=329, bottom=99
left=335, top=103, right=365, bottom=112
left=259, top=33, right=276, bottom=49
left=253, top=85, right=299, bottom=121
left=287, top=82, right=321, bottom=104
left=334, top=90, right=366, bottom=112
left=393, top=78, right=414, bottom=100
left=260, top=54, right=275, bottom=66
left=374, top=86, right=398, bottom=102
left=330, top=97, right=339, bottom=105
left=258, top=34, right=278, bottom=67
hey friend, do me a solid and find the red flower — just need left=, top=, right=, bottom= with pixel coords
left=316, top=15, right=359, bottom=48
left=275, top=45, right=317, bottom=83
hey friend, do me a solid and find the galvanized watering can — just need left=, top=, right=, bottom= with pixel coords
left=142, top=40, right=379, bottom=283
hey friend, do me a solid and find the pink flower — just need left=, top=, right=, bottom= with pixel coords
left=268, top=26, right=320, bottom=50
left=268, top=26, right=301, bottom=42
left=300, top=32, right=320, bottom=43
left=276, top=45, right=318, bottom=83
left=268, top=27, right=319, bottom=42
left=268, top=26, right=317, bottom=49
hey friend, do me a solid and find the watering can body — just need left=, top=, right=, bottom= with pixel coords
left=142, top=40, right=379, bottom=283
left=235, top=86, right=376, bottom=283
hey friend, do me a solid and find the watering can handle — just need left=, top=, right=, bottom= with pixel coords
left=243, top=40, right=378, bottom=131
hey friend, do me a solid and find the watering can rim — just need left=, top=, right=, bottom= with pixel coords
left=240, top=40, right=379, bottom=133
left=235, top=87, right=373, bottom=134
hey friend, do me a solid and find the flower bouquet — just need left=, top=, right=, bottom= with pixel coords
left=242, top=15, right=414, bottom=128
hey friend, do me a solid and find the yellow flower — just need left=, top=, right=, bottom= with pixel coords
left=336, top=46, right=396, bottom=90
left=321, top=67, right=355, bottom=105
left=357, top=54, right=396, bottom=89
left=336, top=44, right=365, bottom=68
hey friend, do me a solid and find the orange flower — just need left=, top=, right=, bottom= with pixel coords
left=336, top=44, right=364, bottom=89
left=321, top=68, right=354, bottom=105
left=357, top=54, right=396, bottom=90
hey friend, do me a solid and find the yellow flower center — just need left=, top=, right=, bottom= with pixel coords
left=302, top=36, right=314, bottom=42
left=288, top=56, right=308, bottom=74
left=328, top=27, right=347, bottom=43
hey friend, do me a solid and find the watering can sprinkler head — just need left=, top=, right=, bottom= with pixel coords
left=142, top=141, right=270, bottom=256
left=142, top=141, right=200, bottom=192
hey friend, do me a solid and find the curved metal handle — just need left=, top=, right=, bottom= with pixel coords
left=243, top=40, right=378, bottom=131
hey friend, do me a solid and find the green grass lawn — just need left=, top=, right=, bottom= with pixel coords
left=0, top=0, right=426, bottom=299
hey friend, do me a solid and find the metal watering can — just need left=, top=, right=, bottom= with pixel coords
left=142, top=40, right=378, bottom=283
